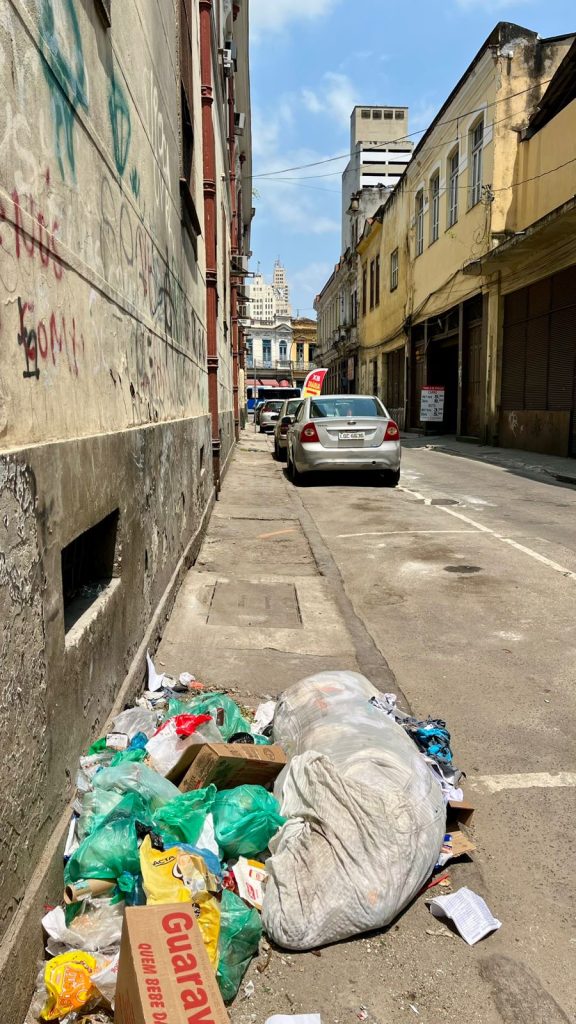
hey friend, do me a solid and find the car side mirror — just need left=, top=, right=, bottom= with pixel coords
left=281, top=416, right=292, bottom=426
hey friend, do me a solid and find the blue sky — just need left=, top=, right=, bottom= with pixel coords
left=248, top=0, right=574, bottom=315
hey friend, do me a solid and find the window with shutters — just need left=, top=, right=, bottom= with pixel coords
left=415, top=190, right=424, bottom=256
left=469, top=118, right=484, bottom=208
left=179, top=0, right=201, bottom=242
left=362, top=267, right=367, bottom=317
left=390, top=248, right=399, bottom=291
left=447, top=147, right=459, bottom=227
left=430, top=172, right=440, bottom=244
left=375, top=254, right=380, bottom=307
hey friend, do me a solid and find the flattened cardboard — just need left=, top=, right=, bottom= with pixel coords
left=178, top=743, right=287, bottom=793
left=114, top=905, right=229, bottom=1024
left=449, top=830, right=476, bottom=859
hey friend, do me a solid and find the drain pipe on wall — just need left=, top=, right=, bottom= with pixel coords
left=199, top=0, right=221, bottom=492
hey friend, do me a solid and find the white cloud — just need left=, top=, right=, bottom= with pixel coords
left=251, top=0, right=340, bottom=36
left=290, top=261, right=335, bottom=309
left=301, top=72, right=358, bottom=128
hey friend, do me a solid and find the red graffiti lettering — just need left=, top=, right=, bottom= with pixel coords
left=10, top=189, right=64, bottom=280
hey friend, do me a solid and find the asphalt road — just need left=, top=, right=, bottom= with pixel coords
left=160, top=427, right=576, bottom=1024
left=287, top=437, right=576, bottom=1023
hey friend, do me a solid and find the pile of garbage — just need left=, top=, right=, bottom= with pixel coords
left=32, top=665, right=489, bottom=1023
left=33, top=659, right=285, bottom=1022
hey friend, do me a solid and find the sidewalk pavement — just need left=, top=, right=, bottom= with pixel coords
left=155, top=426, right=398, bottom=707
left=402, top=434, right=576, bottom=486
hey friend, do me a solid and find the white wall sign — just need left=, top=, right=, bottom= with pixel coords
left=420, top=386, right=445, bottom=422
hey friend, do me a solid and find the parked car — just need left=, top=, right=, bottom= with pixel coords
left=258, top=399, right=284, bottom=433
left=286, top=394, right=401, bottom=485
left=273, top=399, right=302, bottom=460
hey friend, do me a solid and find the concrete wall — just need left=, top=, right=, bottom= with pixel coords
left=0, top=0, right=248, bottom=1015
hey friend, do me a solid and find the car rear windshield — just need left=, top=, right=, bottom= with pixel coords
left=265, top=401, right=283, bottom=411
left=310, top=397, right=385, bottom=418
left=286, top=400, right=301, bottom=414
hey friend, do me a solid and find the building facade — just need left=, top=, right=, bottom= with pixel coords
left=246, top=258, right=292, bottom=319
left=342, top=106, right=414, bottom=252
left=0, top=0, right=252, bottom=1016
left=350, top=23, right=574, bottom=452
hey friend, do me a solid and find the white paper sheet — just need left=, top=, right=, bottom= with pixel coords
left=430, top=886, right=501, bottom=945
left=146, top=651, right=165, bottom=692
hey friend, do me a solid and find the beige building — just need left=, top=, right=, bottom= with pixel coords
left=0, top=0, right=252, bottom=1014
left=352, top=22, right=574, bottom=448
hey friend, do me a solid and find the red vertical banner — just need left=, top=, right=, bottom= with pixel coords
left=302, top=368, right=328, bottom=397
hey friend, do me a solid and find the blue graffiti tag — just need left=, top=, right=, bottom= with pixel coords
left=40, top=0, right=89, bottom=181
left=109, top=76, right=132, bottom=176
left=130, top=167, right=141, bottom=198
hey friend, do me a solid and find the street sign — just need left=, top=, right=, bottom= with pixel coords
left=420, top=386, right=445, bottom=422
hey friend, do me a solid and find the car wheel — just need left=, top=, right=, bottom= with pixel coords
left=273, top=440, right=280, bottom=460
left=381, top=469, right=400, bottom=488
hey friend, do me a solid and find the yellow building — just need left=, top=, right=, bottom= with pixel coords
left=356, top=22, right=574, bottom=443
left=290, top=316, right=318, bottom=383
left=475, top=38, right=576, bottom=455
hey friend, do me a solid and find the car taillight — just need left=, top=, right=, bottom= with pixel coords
left=301, top=422, right=320, bottom=444
left=384, top=420, right=400, bottom=441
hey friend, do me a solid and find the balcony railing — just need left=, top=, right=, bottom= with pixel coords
left=246, top=359, right=317, bottom=374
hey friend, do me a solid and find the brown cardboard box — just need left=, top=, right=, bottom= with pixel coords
left=178, top=743, right=287, bottom=793
left=114, top=905, right=229, bottom=1024
left=447, top=797, right=475, bottom=827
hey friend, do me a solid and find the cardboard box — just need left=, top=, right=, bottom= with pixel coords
left=114, top=905, right=229, bottom=1024
left=178, top=743, right=287, bottom=793
left=447, top=798, right=475, bottom=827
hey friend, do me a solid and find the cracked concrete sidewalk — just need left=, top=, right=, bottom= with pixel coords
left=155, top=427, right=399, bottom=704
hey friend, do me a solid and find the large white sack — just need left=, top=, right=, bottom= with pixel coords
left=262, top=671, right=446, bottom=949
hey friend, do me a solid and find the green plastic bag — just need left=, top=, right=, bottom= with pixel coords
left=109, top=747, right=148, bottom=768
left=216, top=890, right=262, bottom=1003
left=77, top=788, right=124, bottom=841
left=65, top=792, right=154, bottom=885
left=152, top=785, right=217, bottom=847
left=93, top=762, right=180, bottom=810
left=165, top=693, right=252, bottom=741
left=213, top=786, right=285, bottom=858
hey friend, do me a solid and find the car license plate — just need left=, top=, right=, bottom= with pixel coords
left=339, top=431, right=364, bottom=440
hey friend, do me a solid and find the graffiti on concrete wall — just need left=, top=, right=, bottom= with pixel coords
left=40, top=0, right=89, bottom=181
left=108, top=76, right=131, bottom=177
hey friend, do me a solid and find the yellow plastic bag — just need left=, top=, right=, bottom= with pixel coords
left=139, top=836, right=221, bottom=965
left=41, top=951, right=97, bottom=1020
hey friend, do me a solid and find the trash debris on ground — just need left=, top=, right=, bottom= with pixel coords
left=232, top=857, right=267, bottom=910
left=33, top=656, right=487, bottom=1020
left=114, top=905, right=229, bottom=1024
left=436, top=831, right=476, bottom=868
left=178, top=740, right=287, bottom=792
left=263, top=671, right=446, bottom=949
left=33, top=663, right=287, bottom=1019
left=429, top=887, right=502, bottom=945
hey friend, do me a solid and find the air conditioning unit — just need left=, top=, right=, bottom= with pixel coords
left=231, top=254, right=248, bottom=274
left=234, top=112, right=246, bottom=135
left=223, top=41, right=237, bottom=76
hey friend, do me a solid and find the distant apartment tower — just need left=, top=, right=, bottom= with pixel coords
left=247, top=259, right=292, bottom=319
left=342, top=106, right=413, bottom=251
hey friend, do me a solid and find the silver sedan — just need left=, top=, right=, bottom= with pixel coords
left=286, top=394, right=401, bottom=486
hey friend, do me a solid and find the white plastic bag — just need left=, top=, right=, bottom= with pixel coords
left=262, top=671, right=446, bottom=949
left=145, top=720, right=222, bottom=777
left=42, top=900, right=124, bottom=954
left=113, top=707, right=158, bottom=739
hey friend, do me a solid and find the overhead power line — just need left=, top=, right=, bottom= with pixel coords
left=250, top=78, right=554, bottom=180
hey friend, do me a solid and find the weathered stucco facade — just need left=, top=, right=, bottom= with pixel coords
left=0, top=0, right=252, bottom=1015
